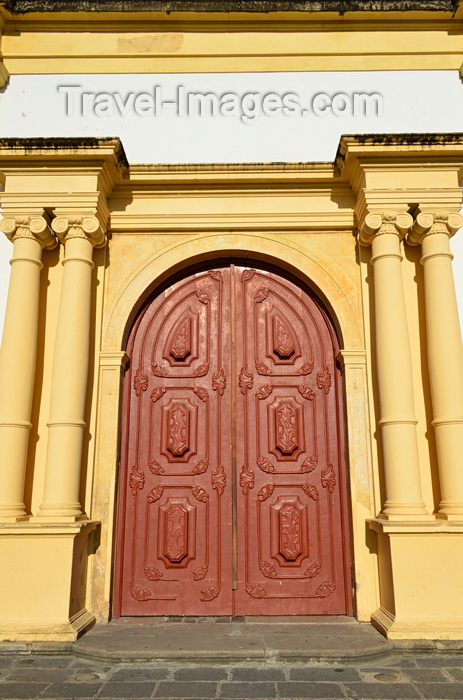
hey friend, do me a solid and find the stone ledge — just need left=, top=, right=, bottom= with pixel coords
left=2, top=1, right=459, bottom=14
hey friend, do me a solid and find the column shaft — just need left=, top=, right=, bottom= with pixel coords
left=410, top=212, right=463, bottom=518
left=361, top=213, right=428, bottom=519
left=38, top=216, right=105, bottom=520
left=0, top=218, right=55, bottom=520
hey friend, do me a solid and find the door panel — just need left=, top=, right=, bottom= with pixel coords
left=117, top=265, right=350, bottom=616
left=234, top=267, right=348, bottom=614
left=118, top=269, right=233, bottom=615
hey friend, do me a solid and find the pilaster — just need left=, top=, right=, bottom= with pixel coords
left=336, top=349, right=379, bottom=620
left=88, top=351, right=129, bottom=621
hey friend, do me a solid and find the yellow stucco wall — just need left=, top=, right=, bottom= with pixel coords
left=0, top=2, right=463, bottom=641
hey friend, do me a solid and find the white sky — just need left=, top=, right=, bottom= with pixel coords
left=1, top=70, right=463, bottom=338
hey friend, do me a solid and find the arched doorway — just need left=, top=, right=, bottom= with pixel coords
left=115, top=263, right=352, bottom=616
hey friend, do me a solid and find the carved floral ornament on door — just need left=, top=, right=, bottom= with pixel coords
left=116, top=264, right=351, bottom=616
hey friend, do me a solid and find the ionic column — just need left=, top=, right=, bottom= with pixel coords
left=360, top=212, right=428, bottom=519
left=37, top=216, right=106, bottom=520
left=408, top=211, right=463, bottom=518
left=0, top=216, right=56, bottom=520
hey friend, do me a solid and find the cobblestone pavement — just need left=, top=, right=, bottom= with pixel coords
left=0, top=653, right=462, bottom=699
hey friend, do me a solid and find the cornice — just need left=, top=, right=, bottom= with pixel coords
left=2, top=1, right=460, bottom=13
left=336, top=133, right=463, bottom=174
left=2, top=6, right=461, bottom=74
left=0, top=137, right=129, bottom=171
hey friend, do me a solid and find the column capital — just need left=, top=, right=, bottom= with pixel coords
left=408, top=210, right=463, bottom=246
left=51, top=215, right=106, bottom=248
left=359, top=211, right=413, bottom=247
left=0, top=216, right=57, bottom=250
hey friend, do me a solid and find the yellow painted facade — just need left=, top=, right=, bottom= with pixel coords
left=0, top=2, right=463, bottom=643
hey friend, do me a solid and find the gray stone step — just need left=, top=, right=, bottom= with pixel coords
left=72, top=616, right=395, bottom=665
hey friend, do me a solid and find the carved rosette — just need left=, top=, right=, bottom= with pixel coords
left=147, top=486, right=164, bottom=503
left=192, top=485, right=209, bottom=502
left=321, top=463, right=336, bottom=493
left=212, top=464, right=226, bottom=495
left=193, top=459, right=209, bottom=475
left=0, top=215, right=56, bottom=250
left=130, top=581, right=152, bottom=601
left=255, top=360, right=271, bottom=376
left=256, top=384, right=273, bottom=400
left=305, top=560, right=321, bottom=578
left=259, top=561, right=277, bottom=578
left=196, top=290, right=209, bottom=305
left=200, top=585, right=219, bottom=601
left=257, top=456, right=275, bottom=473
left=151, top=387, right=166, bottom=402
left=298, top=360, right=314, bottom=375
left=193, top=387, right=209, bottom=402
left=316, top=581, right=336, bottom=598
left=301, top=456, right=317, bottom=473
left=212, top=368, right=227, bottom=395
left=52, top=215, right=106, bottom=248
left=246, top=582, right=266, bottom=598
left=208, top=270, right=223, bottom=283
left=193, top=563, right=208, bottom=580
left=144, top=565, right=163, bottom=581
left=134, top=368, right=148, bottom=396
left=148, top=458, right=164, bottom=475
left=257, top=483, right=275, bottom=501
left=151, top=362, right=167, bottom=377
left=298, top=385, right=315, bottom=401
left=241, top=269, right=255, bottom=282
left=239, top=367, right=253, bottom=394
left=193, top=362, right=209, bottom=377
left=316, top=367, right=331, bottom=394
left=240, top=463, right=255, bottom=494
left=255, top=287, right=269, bottom=303
left=129, top=465, right=145, bottom=496
left=302, top=484, right=319, bottom=500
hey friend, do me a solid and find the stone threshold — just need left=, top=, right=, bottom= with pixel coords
left=1, top=618, right=462, bottom=665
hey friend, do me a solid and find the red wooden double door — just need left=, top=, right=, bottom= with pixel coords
left=117, top=264, right=351, bottom=616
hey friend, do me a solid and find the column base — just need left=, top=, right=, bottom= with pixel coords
left=0, top=609, right=95, bottom=643
left=369, top=519, right=463, bottom=641
left=436, top=509, right=463, bottom=521
left=372, top=606, right=463, bottom=641
left=377, top=513, right=435, bottom=522
left=0, top=520, right=99, bottom=642
left=0, top=515, right=30, bottom=523
left=35, top=502, right=85, bottom=521
left=33, top=514, right=88, bottom=523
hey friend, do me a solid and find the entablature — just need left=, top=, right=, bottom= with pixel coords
left=1, top=1, right=462, bottom=75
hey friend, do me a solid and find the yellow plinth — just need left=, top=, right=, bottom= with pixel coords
left=370, top=520, right=463, bottom=640
left=0, top=522, right=98, bottom=641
